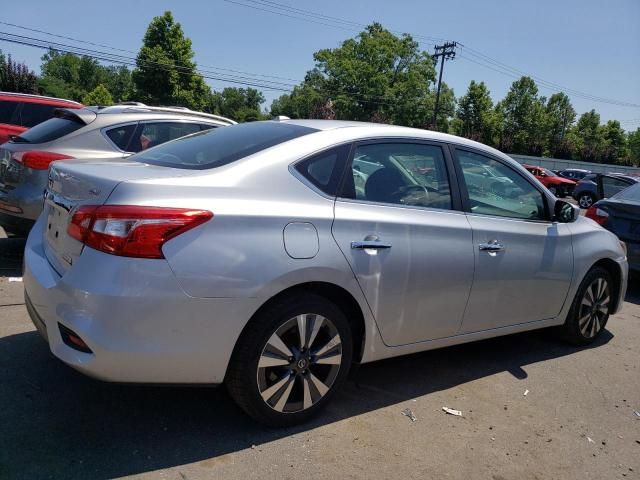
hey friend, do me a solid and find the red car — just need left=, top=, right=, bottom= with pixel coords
left=0, top=92, right=82, bottom=144
left=523, top=164, right=577, bottom=197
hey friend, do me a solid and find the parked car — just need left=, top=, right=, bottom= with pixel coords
left=24, top=120, right=627, bottom=426
left=0, top=92, right=82, bottom=145
left=523, top=164, right=577, bottom=197
left=557, top=168, right=592, bottom=181
left=572, top=173, right=639, bottom=209
left=586, top=183, right=640, bottom=271
left=0, top=104, right=235, bottom=233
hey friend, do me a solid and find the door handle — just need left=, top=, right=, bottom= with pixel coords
left=479, top=240, right=504, bottom=252
left=351, top=240, right=392, bottom=250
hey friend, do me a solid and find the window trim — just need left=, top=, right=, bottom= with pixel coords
left=335, top=137, right=464, bottom=213
left=449, top=145, right=553, bottom=223
left=101, top=121, right=140, bottom=153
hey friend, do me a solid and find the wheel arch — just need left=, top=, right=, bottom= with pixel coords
left=591, top=258, right=623, bottom=314
left=228, top=282, right=367, bottom=375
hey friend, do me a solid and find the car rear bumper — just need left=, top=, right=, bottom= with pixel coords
left=23, top=216, right=261, bottom=384
left=0, top=182, right=44, bottom=221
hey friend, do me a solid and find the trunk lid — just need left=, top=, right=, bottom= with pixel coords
left=43, top=159, right=192, bottom=275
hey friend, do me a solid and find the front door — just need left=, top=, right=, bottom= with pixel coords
left=453, top=148, right=574, bottom=333
left=332, top=141, right=475, bottom=346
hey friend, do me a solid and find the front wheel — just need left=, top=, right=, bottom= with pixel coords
left=226, top=294, right=353, bottom=427
left=561, top=267, right=612, bottom=345
left=548, top=186, right=558, bottom=197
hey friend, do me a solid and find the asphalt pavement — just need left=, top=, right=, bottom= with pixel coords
left=0, top=226, right=638, bottom=480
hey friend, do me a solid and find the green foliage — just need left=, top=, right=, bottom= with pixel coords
left=132, top=11, right=211, bottom=110
left=210, top=87, right=266, bottom=122
left=0, top=50, right=39, bottom=94
left=628, top=128, right=640, bottom=165
left=571, top=110, right=604, bottom=162
left=39, top=50, right=132, bottom=102
left=545, top=92, right=576, bottom=158
left=601, top=120, right=628, bottom=164
left=82, top=84, right=114, bottom=106
left=270, top=23, right=443, bottom=128
left=452, top=81, right=497, bottom=144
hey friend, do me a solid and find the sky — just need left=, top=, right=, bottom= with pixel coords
left=2, top=0, right=639, bottom=129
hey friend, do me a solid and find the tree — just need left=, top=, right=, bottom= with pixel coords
left=270, top=23, right=443, bottom=128
left=545, top=92, right=576, bottom=158
left=571, top=110, right=603, bottom=162
left=628, top=128, right=640, bottom=165
left=39, top=50, right=131, bottom=102
left=499, top=76, right=548, bottom=155
left=82, top=84, right=113, bottom=106
left=210, top=87, right=266, bottom=122
left=601, top=120, right=628, bottom=164
left=452, top=80, right=496, bottom=144
left=132, top=11, right=211, bottom=110
left=0, top=51, right=38, bottom=94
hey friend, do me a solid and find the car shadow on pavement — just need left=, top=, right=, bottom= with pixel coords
left=0, top=236, right=26, bottom=278
left=0, top=324, right=613, bottom=480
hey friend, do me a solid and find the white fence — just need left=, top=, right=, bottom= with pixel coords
left=509, top=154, right=640, bottom=175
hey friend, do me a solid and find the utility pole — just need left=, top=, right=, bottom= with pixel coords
left=431, top=41, right=457, bottom=130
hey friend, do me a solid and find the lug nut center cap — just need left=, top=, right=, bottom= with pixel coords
left=297, top=359, right=308, bottom=369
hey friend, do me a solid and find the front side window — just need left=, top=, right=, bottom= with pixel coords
left=340, top=143, right=452, bottom=210
left=457, top=150, right=546, bottom=221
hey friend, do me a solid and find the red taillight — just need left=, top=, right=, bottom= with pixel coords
left=68, top=205, right=213, bottom=259
left=585, top=206, right=609, bottom=225
left=13, top=151, right=74, bottom=170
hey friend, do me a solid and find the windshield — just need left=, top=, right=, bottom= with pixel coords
left=542, top=168, right=556, bottom=176
left=132, top=121, right=317, bottom=170
left=13, top=116, right=84, bottom=144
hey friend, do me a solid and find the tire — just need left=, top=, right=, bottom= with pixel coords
left=561, top=267, right=612, bottom=345
left=226, top=293, right=353, bottom=427
left=548, top=186, right=558, bottom=197
left=578, top=192, right=596, bottom=209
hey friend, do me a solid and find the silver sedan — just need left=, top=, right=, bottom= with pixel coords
left=24, top=119, right=628, bottom=426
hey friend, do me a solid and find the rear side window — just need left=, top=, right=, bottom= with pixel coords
left=18, top=103, right=59, bottom=128
left=13, top=116, right=84, bottom=144
left=613, top=182, right=640, bottom=201
left=132, top=122, right=317, bottom=170
left=295, top=145, right=350, bottom=196
left=0, top=100, right=19, bottom=124
left=105, top=124, right=138, bottom=151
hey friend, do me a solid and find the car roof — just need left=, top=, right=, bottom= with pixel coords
left=84, top=104, right=236, bottom=125
left=0, top=91, right=82, bottom=107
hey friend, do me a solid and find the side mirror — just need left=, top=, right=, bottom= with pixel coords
left=554, top=200, right=578, bottom=223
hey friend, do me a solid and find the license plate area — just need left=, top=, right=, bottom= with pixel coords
left=45, top=201, right=70, bottom=253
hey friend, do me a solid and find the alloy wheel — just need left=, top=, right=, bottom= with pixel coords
left=579, top=194, right=594, bottom=208
left=256, top=313, right=342, bottom=413
left=578, top=277, right=610, bottom=339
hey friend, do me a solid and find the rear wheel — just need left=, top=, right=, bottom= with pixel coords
left=561, top=267, right=612, bottom=345
left=578, top=192, right=596, bottom=209
left=226, top=294, right=353, bottom=427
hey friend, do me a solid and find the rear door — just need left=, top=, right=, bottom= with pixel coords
left=453, top=148, right=573, bottom=333
left=331, top=140, right=474, bottom=346
left=597, top=175, right=636, bottom=200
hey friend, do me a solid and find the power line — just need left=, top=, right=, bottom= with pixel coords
left=223, top=0, right=640, bottom=109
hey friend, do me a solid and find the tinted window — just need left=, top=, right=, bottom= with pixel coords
left=602, top=176, right=634, bottom=199
left=105, top=124, right=138, bottom=151
left=18, top=103, right=59, bottom=128
left=131, top=122, right=202, bottom=152
left=13, top=116, right=84, bottom=144
left=0, top=101, right=19, bottom=124
left=295, top=145, right=349, bottom=196
left=457, top=150, right=546, bottom=220
left=340, top=143, right=452, bottom=210
left=132, top=122, right=317, bottom=170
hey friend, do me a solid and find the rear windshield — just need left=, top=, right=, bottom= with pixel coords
left=131, top=121, right=317, bottom=170
left=12, top=116, right=84, bottom=144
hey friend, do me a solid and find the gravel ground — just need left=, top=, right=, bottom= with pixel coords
left=0, top=227, right=638, bottom=480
